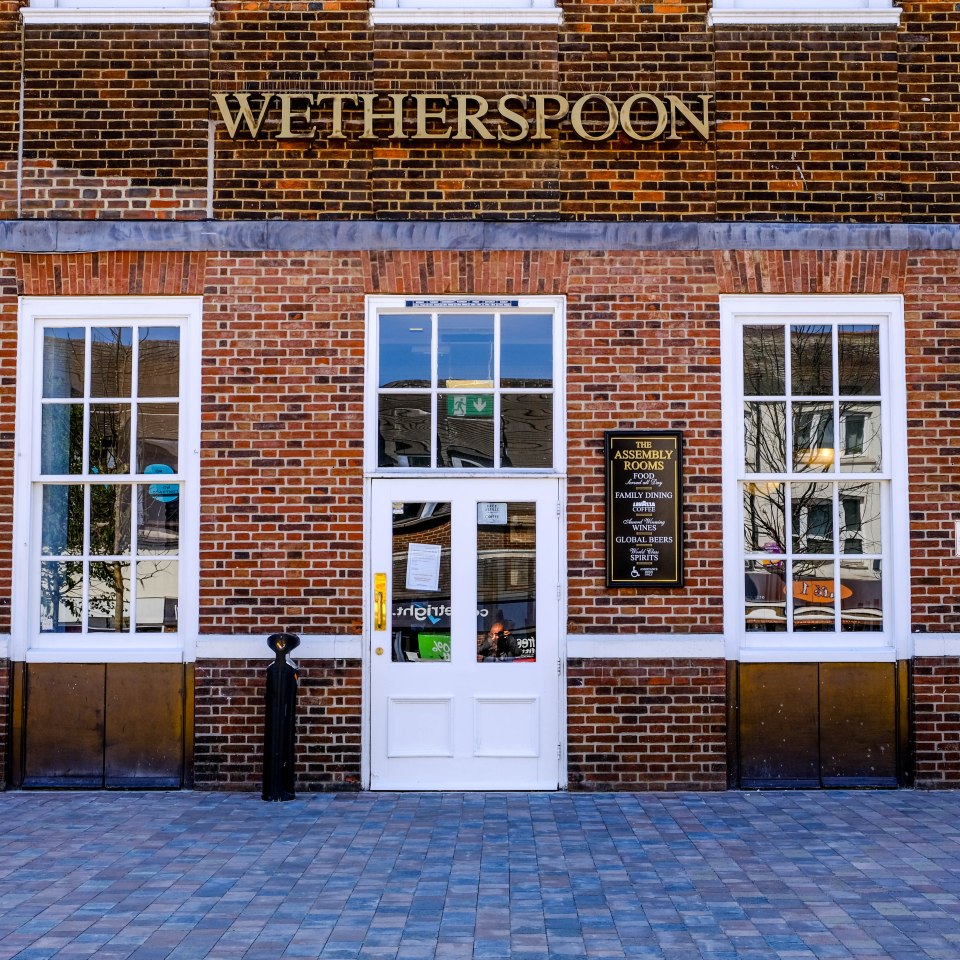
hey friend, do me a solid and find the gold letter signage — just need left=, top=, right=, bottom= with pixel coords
left=213, top=91, right=713, bottom=144
left=605, top=430, right=683, bottom=588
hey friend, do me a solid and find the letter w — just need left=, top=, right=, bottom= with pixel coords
left=213, top=93, right=275, bottom=138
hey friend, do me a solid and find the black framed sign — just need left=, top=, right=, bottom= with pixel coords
left=605, top=430, right=683, bottom=588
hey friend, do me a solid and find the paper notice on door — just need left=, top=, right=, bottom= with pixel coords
left=406, top=542, right=442, bottom=591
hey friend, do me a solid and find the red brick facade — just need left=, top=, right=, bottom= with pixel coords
left=913, top=659, right=960, bottom=787
left=194, top=659, right=362, bottom=791
left=568, top=659, right=727, bottom=791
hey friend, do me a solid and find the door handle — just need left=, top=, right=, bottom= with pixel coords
left=374, top=572, right=387, bottom=631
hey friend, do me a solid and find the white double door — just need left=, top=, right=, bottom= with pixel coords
left=369, top=478, right=562, bottom=790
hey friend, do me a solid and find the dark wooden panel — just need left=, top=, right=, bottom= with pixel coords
left=820, top=662, right=897, bottom=786
left=105, top=663, right=184, bottom=788
left=24, top=664, right=105, bottom=787
left=726, top=661, right=739, bottom=789
left=739, top=663, right=819, bottom=787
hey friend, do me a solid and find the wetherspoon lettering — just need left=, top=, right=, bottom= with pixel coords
left=213, top=91, right=713, bottom=143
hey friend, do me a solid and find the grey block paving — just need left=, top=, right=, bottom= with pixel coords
left=0, top=792, right=959, bottom=959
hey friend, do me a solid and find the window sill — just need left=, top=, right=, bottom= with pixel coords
left=21, top=6, right=212, bottom=23
left=708, top=7, right=901, bottom=25
left=371, top=7, right=562, bottom=24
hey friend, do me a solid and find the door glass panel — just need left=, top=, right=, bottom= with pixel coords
left=501, top=394, right=552, bottom=468
left=477, top=502, right=536, bottom=661
left=438, top=314, right=494, bottom=387
left=391, top=501, right=451, bottom=662
left=42, top=328, right=85, bottom=399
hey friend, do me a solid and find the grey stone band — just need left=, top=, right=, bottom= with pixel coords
left=1, top=219, right=957, bottom=254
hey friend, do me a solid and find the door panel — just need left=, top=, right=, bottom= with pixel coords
left=370, top=478, right=561, bottom=790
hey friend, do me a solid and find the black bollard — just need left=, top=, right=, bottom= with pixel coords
left=262, top=632, right=300, bottom=802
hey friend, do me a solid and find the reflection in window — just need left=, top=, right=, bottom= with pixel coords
left=391, top=501, right=452, bottom=662
left=36, top=321, right=182, bottom=635
left=739, top=316, right=886, bottom=635
left=375, top=305, right=556, bottom=470
left=477, top=502, right=536, bottom=661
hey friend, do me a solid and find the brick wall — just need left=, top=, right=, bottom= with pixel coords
left=913, top=659, right=960, bottom=787
left=0, top=3, right=17, bottom=219
left=20, top=26, right=209, bottom=219
left=193, top=658, right=362, bottom=790
left=567, top=658, right=727, bottom=790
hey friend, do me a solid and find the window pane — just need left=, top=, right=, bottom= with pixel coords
left=40, top=405, right=83, bottom=475
left=438, top=314, right=494, bottom=387
left=379, top=394, right=431, bottom=467
left=838, top=325, right=880, bottom=396
left=379, top=314, right=431, bottom=388
left=744, top=402, right=786, bottom=473
left=792, top=402, right=834, bottom=472
left=501, top=314, right=552, bottom=388
left=791, top=482, right=834, bottom=554
left=792, top=560, right=835, bottom=632
left=841, top=560, right=882, bottom=632
left=743, top=325, right=785, bottom=396
left=137, top=484, right=180, bottom=555
left=477, top=502, right=536, bottom=661
left=438, top=398, right=494, bottom=468
left=89, top=403, right=131, bottom=474
left=90, top=484, right=132, bottom=556
left=391, top=501, right=451, bottom=662
left=840, top=482, right=881, bottom=554
left=501, top=394, right=552, bottom=468
left=90, top=327, right=133, bottom=399
left=744, top=559, right=786, bottom=631
left=790, top=325, right=833, bottom=396
left=40, top=560, right=82, bottom=633
left=139, top=327, right=180, bottom=398
left=88, top=561, right=131, bottom=632
left=840, top=402, right=881, bottom=473
left=137, top=403, right=179, bottom=473
left=42, top=328, right=85, bottom=399
left=742, top=482, right=784, bottom=554
left=136, top=560, right=178, bottom=632
left=41, top=485, right=84, bottom=556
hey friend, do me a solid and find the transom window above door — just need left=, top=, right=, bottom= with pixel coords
left=366, top=297, right=565, bottom=473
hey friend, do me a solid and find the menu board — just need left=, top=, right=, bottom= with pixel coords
left=605, top=430, right=683, bottom=588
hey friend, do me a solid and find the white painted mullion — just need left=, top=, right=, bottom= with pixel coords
left=493, top=312, right=501, bottom=469
left=431, top=311, right=439, bottom=470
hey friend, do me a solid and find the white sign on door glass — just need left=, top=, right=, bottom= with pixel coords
left=406, top=543, right=442, bottom=591
left=478, top=502, right=507, bottom=525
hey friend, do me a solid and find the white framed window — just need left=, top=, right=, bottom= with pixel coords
left=370, top=0, right=561, bottom=26
left=720, top=295, right=909, bottom=663
left=364, top=296, right=565, bottom=474
left=708, top=0, right=900, bottom=26
left=21, top=0, right=211, bottom=26
left=13, top=297, right=202, bottom=663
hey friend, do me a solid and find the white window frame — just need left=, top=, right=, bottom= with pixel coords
left=708, top=0, right=900, bottom=26
left=364, top=295, right=566, bottom=477
left=21, top=0, right=211, bottom=26
left=13, top=296, right=202, bottom=664
left=370, top=0, right=561, bottom=26
left=720, top=294, right=909, bottom=663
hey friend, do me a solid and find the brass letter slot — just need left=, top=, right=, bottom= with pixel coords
left=374, top=573, right=387, bottom=632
